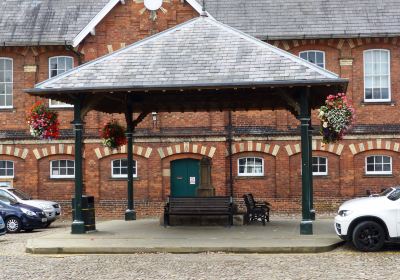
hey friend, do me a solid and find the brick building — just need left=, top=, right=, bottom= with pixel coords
left=1, top=0, right=400, bottom=218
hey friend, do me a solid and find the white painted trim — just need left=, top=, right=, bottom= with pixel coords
left=48, top=56, right=75, bottom=108
left=72, top=0, right=203, bottom=48
left=72, top=0, right=121, bottom=47
left=363, top=49, right=391, bottom=102
left=312, top=156, right=328, bottom=176
left=299, top=50, right=326, bottom=69
left=185, top=0, right=214, bottom=18
left=237, top=157, right=264, bottom=177
left=365, top=155, right=392, bottom=175
left=0, top=160, right=14, bottom=179
left=50, top=159, right=75, bottom=179
left=0, top=57, right=13, bottom=108
left=111, top=159, right=137, bottom=178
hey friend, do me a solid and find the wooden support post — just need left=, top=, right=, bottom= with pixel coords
left=71, top=95, right=86, bottom=234
left=125, top=99, right=136, bottom=221
left=300, top=89, right=313, bottom=235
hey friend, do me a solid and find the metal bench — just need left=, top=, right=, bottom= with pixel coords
left=164, top=196, right=234, bottom=227
left=243, top=194, right=270, bottom=226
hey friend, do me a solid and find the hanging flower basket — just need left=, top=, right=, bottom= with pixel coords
left=100, top=120, right=127, bottom=149
left=318, top=93, right=355, bottom=144
left=27, top=101, right=60, bottom=140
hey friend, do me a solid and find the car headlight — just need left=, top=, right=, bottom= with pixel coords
left=21, top=208, right=37, bottom=217
left=338, top=210, right=353, bottom=217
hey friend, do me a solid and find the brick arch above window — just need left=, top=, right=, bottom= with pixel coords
left=33, top=144, right=77, bottom=160
left=158, top=143, right=216, bottom=159
left=349, top=139, right=400, bottom=155
left=0, top=145, right=29, bottom=160
left=94, top=145, right=152, bottom=159
left=285, top=140, right=344, bottom=156
left=226, top=141, right=280, bottom=157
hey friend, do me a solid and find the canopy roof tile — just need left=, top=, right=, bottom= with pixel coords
left=27, top=16, right=347, bottom=114
left=33, top=16, right=343, bottom=91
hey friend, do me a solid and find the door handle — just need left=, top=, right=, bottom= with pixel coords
left=176, top=177, right=183, bottom=180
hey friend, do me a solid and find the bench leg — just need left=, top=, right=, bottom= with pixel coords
left=164, top=212, right=169, bottom=227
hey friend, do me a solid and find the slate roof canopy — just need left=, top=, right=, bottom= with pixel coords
left=31, top=16, right=344, bottom=91
left=196, top=0, right=400, bottom=40
left=27, top=16, right=347, bottom=114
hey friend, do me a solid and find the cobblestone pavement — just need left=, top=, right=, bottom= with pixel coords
left=1, top=221, right=400, bottom=280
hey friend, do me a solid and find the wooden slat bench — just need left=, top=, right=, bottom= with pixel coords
left=164, top=196, right=234, bottom=226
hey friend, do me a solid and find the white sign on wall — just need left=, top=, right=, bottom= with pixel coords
left=189, top=177, right=196, bottom=185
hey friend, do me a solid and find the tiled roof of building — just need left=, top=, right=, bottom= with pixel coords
left=0, top=0, right=109, bottom=45
left=34, top=16, right=341, bottom=91
left=197, top=0, right=400, bottom=39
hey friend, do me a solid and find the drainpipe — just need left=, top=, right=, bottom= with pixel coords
left=65, top=43, right=84, bottom=65
left=228, top=111, right=234, bottom=197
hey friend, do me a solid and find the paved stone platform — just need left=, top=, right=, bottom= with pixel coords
left=26, top=218, right=344, bottom=254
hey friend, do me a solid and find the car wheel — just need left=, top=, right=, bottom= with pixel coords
left=5, top=217, right=22, bottom=233
left=352, top=221, right=385, bottom=252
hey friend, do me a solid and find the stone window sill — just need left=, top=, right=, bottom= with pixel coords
left=363, top=174, right=394, bottom=178
left=235, top=176, right=266, bottom=180
left=49, top=177, right=75, bottom=181
left=0, top=108, right=15, bottom=112
left=109, top=177, right=139, bottom=181
left=360, top=101, right=395, bottom=106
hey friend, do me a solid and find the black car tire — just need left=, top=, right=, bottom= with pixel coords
left=5, top=217, right=22, bottom=233
left=352, top=221, right=385, bottom=252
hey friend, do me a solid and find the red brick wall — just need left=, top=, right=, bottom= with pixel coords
left=2, top=2, right=400, bottom=219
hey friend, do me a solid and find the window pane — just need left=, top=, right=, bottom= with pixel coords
left=383, top=164, right=391, bottom=171
left=52, top=161, right=59, bottom=168
left=316, top=52, right=323, bottom=64
left=121, top=159, right=128, bottom=167
left=0, top=161, right=5, bottom=169
left=67, top=160, right=74, bottom=168
left=67, top=168, right=74, bottom=175
left=366, top=164, right=374, bottom=171
left=320, top=165, right=326, bottom=173
left=113, top=160, right=120, bottom=168
left=239, top=166, right=245, bottom=173
left=60, top=160, right=66, bottom=168
left=6, top=169, right=13, bottom=176
left=300, top=53, right=307, bottom=60
left=113, top=168, right=120, bottom=175
left=4, top=60, right=11, bottom=70
left=60, top=168, right=66, bottom=175
left=121, top=167, right=128, bottom=175
left=312, top=165, right=318, bottom=173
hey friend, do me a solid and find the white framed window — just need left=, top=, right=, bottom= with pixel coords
left=0, top=160, right=14, bottom=178
left=364, top=49, right=390, bottom=102
left=49, top=56, right=74, bottom=108
left=0, top=58, right=13, bottom=108
left=299, top=50, right=325, bottom=68
left=111, top=159, right=137, bottom=178
left=238, top=157, right=264, bottom=176
left=365, top=155, right=392, bottom=175
left=50, top=160, right=75, bottom=178
left=312, top=156, right=328, bottom=176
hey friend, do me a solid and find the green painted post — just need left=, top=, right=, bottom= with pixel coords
left=125, top=102, right=136, bottom=221
left=300, top=89, right=313, bottom=235
left=71, top=96, right=86, bottom=234
left=309, top=121, right=315, bottom=221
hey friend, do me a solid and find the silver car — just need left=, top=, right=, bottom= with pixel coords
left=0, top=186, right=61, bottom=227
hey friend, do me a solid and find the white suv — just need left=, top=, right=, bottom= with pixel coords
left=335, top=187, right=400, bottom=251
left=0, top=186, right=61, bottom=227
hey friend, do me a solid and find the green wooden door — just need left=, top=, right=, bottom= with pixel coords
left=170, top=159, right=200, bottom=197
